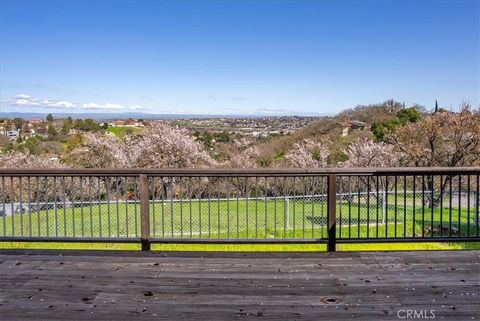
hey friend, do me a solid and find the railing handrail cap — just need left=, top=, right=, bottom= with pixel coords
left=0, top=167, right=479, bottom=176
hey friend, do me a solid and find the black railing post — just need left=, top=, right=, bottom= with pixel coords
left=139, top=174, right=151, bottom=251
left=327, top=174, right=337, bottom=252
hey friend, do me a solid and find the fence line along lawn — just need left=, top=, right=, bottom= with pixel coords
left=1, top=198, right=478, bottom=242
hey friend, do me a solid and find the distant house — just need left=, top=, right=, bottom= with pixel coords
left=341, top=120, right=368, bottom=137
left=110, top=119, right=143, bottom=127
left=68, top=128, right=81, bottom=135
left=110, top=120, right=126, bottom=127
left=29, top=119, right=43, bottom=125
left=349, top=120, right=367, bottom=130
left=5, top=130, right=19, bottom=140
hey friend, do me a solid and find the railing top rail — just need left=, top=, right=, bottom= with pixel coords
left=0, top=167, right=479, bottom=176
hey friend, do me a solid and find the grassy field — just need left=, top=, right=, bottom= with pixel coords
left=0, top=197, right=478, bottom=251
left=106, top=126, right=143, bottom=138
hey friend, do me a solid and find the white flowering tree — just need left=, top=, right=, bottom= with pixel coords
left=282, top=138, right=330, bottom=168
left=340, top=138, right=401, bottom=203
left=129, top=123, right=217, bottom=198
left=64, top=123, right=217, bottom=198
left=0, top=152, right=64, bottom=170
left=64, top=133, right=128, bottom=169
left=386, top=104, right=480, bottom=207
left=0, top=153, right=68, bottom=203
left=386, top=104, right=480, bottom=167
left=65, top=123, right=216, bottom=169
left=130, top=123, right=216, bottom=169
left=227, top=146, right=260, bottom=169
left=341, top=138, right=399, bottom=168
left=279, top=138, right=331, bottom=196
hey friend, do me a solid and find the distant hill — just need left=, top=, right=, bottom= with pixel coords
left=254, top=101, right=403, bottom=164
left=0, top=112, right=228, bottom=120
left=0, top=111, right=327, bottom=121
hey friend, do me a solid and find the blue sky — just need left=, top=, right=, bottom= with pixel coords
left=0, top=0, right=478, bottom=115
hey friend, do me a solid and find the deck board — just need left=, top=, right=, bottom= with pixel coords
left=0, top=250, right=478, bottom=320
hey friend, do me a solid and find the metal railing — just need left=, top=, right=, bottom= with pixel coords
left=0, top=168, right=478, bottom=251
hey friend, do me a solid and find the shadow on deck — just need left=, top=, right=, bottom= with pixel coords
left=0, top=250, right=478, bottom=320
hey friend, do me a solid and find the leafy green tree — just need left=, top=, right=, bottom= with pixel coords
left=46, top=113, right=54, bottom=122
left=83, top=119, right=101, bottom=131
left=372, top=107, right=420, bottom=141
left=371, top=119, right=399, bottom=141
left=60, top=124, right=69, bottom=135
left=199, top=132, right=213, bottom=148
left=73, top=119, right=102, bottom=131
left=23, top=136, right=41, bottom=154
left=64, top=134, right=84, bottom=152
left=397, top=107, right=419, bottom=123
left=47, top=124, right=58, bottom=136
left=13, top=118, right=25, bottom=129
left=74, top=119, right=84, bottom=129
left=214, top=131, right=230, bottom=143
left=60, top=119, right=74, bottom=135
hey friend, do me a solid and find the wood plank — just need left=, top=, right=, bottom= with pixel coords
left=0, top=250, right=479, bottom=321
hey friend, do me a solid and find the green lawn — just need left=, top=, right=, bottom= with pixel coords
left=106, top=126, right=143, bottom=138
left=0, top=197, right=478, bottom=251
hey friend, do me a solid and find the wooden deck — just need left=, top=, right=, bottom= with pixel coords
left=0, top=250, right=478, bottom=320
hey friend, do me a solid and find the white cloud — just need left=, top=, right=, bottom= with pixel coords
left=82, top=102, right=125, bottom=110
left=53, top=101, right=76, bottom=109
left=11, top=94, right=40, bottom=106
left=128, top=104, right=149, bottom=111
left=15, top=94, right=32, bottom=99
left=10, top=94, right=75, bottom=109
left=15, top=98, right=40, bottom=106
left=41, top=100, right=76, bottom=109
left=9, top=94, right=146, bottom=112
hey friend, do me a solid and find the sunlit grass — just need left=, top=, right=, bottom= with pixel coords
left=106, top=126, right=143, bottom=138
left=0, top=241, right=139, bottom=251
left=1, top=241, right=478, bottom=251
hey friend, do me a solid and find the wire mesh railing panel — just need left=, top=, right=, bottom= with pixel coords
left=0, top=175, right=140, bottom=240
left=336, top=174, right=479, bottom=241
left=148, top=175, right=328, bottom=241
